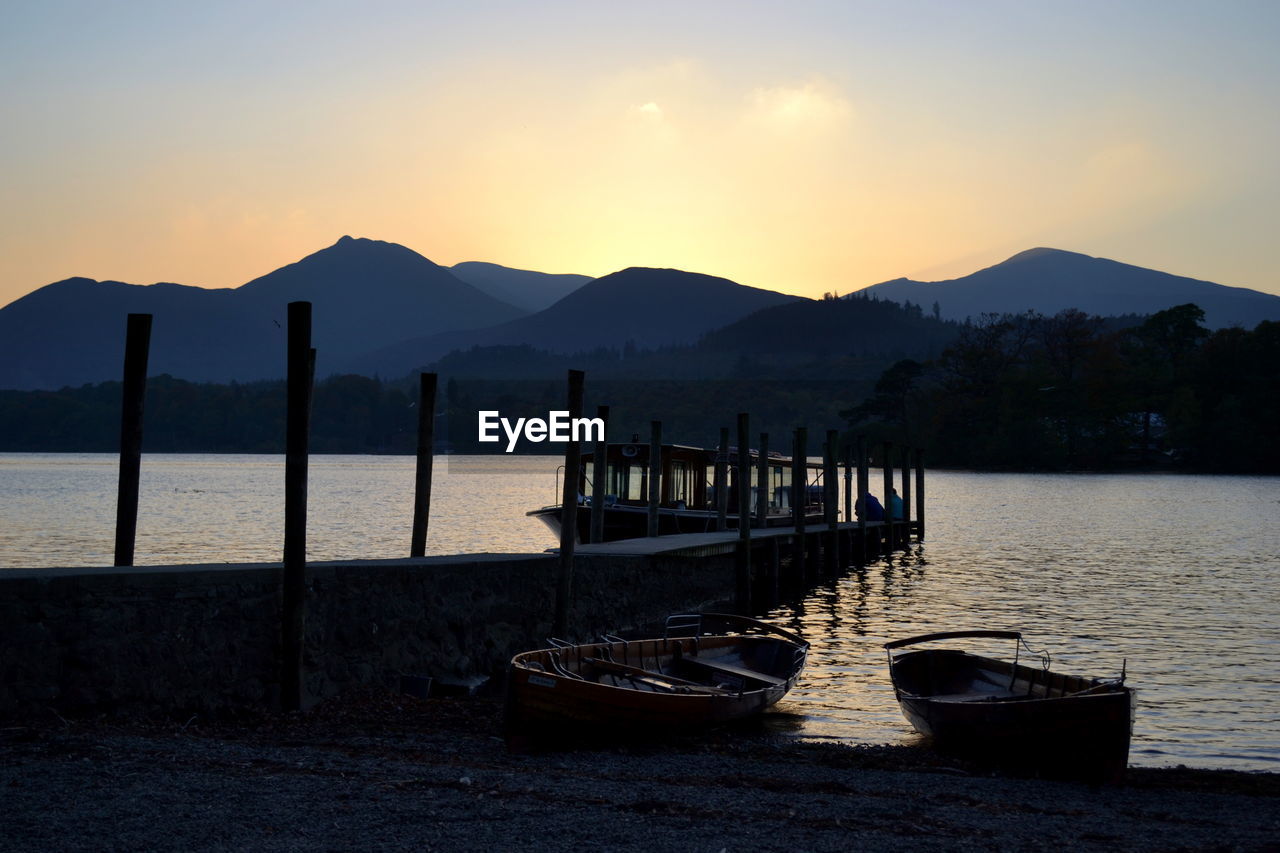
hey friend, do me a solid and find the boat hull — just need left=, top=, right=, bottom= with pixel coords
left=505, top=615, right=807, bottom=743
left=527, top=503, right=820, bottom=544
left=887, top=638, right=1134, bottom=781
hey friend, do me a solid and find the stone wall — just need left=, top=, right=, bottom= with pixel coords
left=0, top=551, right=736, bottom=718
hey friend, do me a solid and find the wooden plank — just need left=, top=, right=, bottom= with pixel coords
left=679, top=656, right=786, bottom=687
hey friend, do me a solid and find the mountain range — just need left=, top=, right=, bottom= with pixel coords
left=2, top=240, right=1277, bottom=391
left=345, top=267, right=802, bottom=377
left=447, top=261, right=592, bottom=313
left=860, top=247, right=1280, bottom=329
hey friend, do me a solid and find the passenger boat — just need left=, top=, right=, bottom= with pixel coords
left=527, top=441, right=827, bottom=543
left=505, top=613, right=808, bottom=738
left=885, top=630, right=1135, bottom=781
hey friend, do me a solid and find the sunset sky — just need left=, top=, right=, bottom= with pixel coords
left=3, top=0, right=1278, bottom=308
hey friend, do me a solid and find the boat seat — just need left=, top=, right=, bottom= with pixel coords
left=927, top=690, right=1019, bottom=703
left=678, top=656, right=786, bottom=688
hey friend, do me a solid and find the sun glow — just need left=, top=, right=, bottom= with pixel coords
left=2, top=3, right=1278, bottom=305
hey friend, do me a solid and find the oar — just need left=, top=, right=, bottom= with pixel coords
left=582, top=657, right=729, bottom=692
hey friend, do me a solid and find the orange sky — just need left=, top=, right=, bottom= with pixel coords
left=2, top=1, right=1278, bottom=307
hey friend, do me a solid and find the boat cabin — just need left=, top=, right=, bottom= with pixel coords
left=580, top=441, right=821, bottom=518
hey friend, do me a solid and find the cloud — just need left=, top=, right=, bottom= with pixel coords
left=745, top=79, right=854, bottom=133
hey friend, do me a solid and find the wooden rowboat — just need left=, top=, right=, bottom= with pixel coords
left=885, top=630, right=1134, bottom=781
left=505, top=613, right=808, bottom=741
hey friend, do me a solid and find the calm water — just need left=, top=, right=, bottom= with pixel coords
left=2, top=453, right=1277, bottom=772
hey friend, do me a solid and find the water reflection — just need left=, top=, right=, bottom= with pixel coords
left=760, top=472, right=1280, bottom=772
left=2, top=455, right=1277, bottom=771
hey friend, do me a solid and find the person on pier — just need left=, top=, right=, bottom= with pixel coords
left=855, top=492, right=885, bottom=521
left=889, top=488, right=904, bottom=520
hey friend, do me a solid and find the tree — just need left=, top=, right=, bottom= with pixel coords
left=839, top=359, right=923, bottom=444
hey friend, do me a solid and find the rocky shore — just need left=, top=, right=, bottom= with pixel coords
left=3, top=691, right=1277, bottom=852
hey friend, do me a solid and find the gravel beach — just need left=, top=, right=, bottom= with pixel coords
left=3, top=691, right=1277, bottom=852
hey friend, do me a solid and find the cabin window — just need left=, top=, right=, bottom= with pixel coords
left=625, top=462, right=647, bottom=501
left=774, top=464, right=791, bottom=509
left=608, top=462, right=647, bottom=501
left=669, top=460, right=692, bottom=506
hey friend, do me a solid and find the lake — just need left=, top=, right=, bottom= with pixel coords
left=2, top=452, right=1277, bottom=772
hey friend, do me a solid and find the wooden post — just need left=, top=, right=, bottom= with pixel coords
left=410, top=372, right=437, bottom=558
left=589, top=405, right=609, bottom=544
left=843, top=442, right=853, bottom=524
left=735, top=413, right=752, bottom=611
left=113, top=313, right=152, bottom=567
left=915, top=448, right=926, bottom=541
left=715, top=426, right=729, bottom=531
left=856, top=435, right=869, bottom=562
left=553, top=369, right=585, bottom=638
left=756, top=432, right=769, bottom=528
left=881, top=441, right=895, bottom=550
left=824, top=430, right=839, bottom=574
left=900, top=445, right=912, bottom=546
left=792, top=427, right=807, bottom=580
left=647, top=420, right=662, bottom=537
left=281, top=301, right=313, bottom=712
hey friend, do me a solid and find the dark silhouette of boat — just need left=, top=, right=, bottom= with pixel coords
left=527, top=441, right=827, bottom=542
left=505, top=613, right=808, bottom=740
left=885, top=630, right=1134, bottom=781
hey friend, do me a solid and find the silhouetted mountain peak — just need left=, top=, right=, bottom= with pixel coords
left=1001, top=247, right=1080, bottom=265
left=593, top=267, right=748, bottom=291
left=858, top=247, right=1280, bottom=329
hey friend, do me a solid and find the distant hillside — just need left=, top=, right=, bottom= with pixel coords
left=448, top=261, right=592, bottom=312
left=345, top=267, right=804, bottom=377
left=236, top=237, right=526, bottom=367
left=699, top=294, right=959, bottom=360
left=0, top=278, right=271, bottom=390
left=858, top=248, right=1280, bottom=329
left=0, top=237, right=525, bottom=390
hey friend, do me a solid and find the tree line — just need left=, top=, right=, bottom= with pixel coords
left=842, top=305, right=1280, bottom=472
left=3, top=302, right=1274, bottom=472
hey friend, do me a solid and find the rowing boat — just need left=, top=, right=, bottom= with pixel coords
left=505, top=613, right=808, bottom=742
left=885, top=630, right=1134, bottom=780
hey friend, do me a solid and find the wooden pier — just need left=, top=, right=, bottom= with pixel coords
left=87, top=310, right=925, bottom=714
left=574, top=517, right=921, bottom=613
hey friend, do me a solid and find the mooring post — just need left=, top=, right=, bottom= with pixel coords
left=792, top=427, right=807, bottom=581
left=900, top=445, right=912, bottom=547
left=915, top=448, right=926, bottom=541
left=282, top=301, right=314, bottom=712
left=856, top=435, right=869, bottom=562
left=553, top=369, right=585, bottom=638
left=113, top=313, right=152, bottom=568
left=756, top=432, right=769, bottom=528
left=410, top=372, right=437, bottom=558
left=735, top=413, right=752, bottom=611
left=824, top=429, right=839, bottom=574
left=647, top=420, right=662, bottom=537
left=715, top=426, right=729, bottom=531
left=842, top=441, right=854, bottom=567
left=589, top=405, right=609, bottom=544
left=843, top=442, right=853, bottom=524
left=881, top=441, right=895, bottom=551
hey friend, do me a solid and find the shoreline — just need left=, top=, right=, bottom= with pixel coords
left=4, top=691, right=1277, bottom=851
